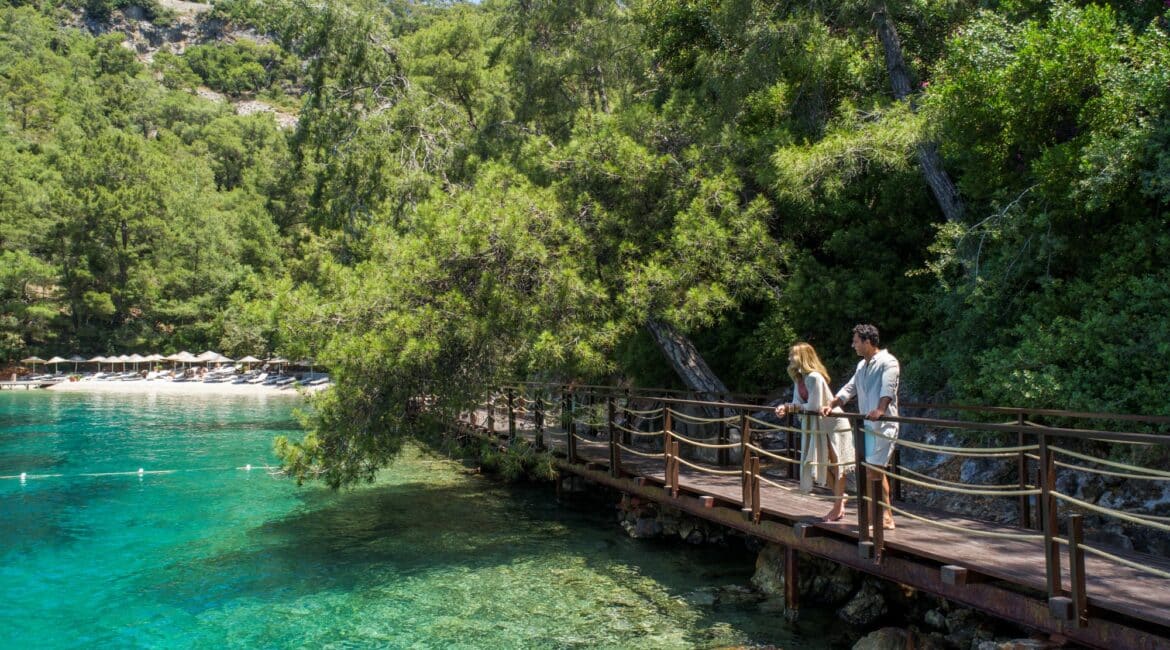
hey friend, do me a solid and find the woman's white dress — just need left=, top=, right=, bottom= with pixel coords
left=791, top=372, right=856, bottom=492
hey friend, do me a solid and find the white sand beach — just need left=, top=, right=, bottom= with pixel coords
left=46, top=379, right=327, bottom=397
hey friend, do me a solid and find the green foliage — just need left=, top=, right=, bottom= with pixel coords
left=5, top=0, right=1170, bottom=486
left=183, top=41, right=299, bottom=96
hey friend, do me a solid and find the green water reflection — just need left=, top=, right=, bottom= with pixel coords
left=0, top=391, right=843, bottom=648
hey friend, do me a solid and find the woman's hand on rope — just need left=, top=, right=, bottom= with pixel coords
left=775, top=403, right=794, bottom=417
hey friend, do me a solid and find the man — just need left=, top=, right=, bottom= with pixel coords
left=821, top=324, right=900, bottom=529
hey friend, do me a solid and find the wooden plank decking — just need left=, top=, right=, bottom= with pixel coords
left=472, top=417, right=1170, bottom=650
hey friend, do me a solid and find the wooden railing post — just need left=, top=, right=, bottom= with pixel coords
left=786, top=411, right=797, bottom=480
left=567, top=388, right=578, bottom=465
left=1017, top=413, right=1031, bottom=529
left=1039, top=432, right=1063, bottom=600
left=1068, top=513, right=1088, bottom=627
left=507, top=388, right=516, bottom=439
left=891, top=447, right=902, bottom=503
left=741, top=413, right=752, bottom=516
left=622, top=388, right=632, bottom=446
left=608, top=396, right=619, bottom=477
left=751, top=456, right=761, bottom=523
left=717, top=397, right=729, bottom=466
left=870, top=476, right=885, bottom=562
left=671, top=440, right=681, bottom=498
left=534, top=390, right=545, bottom=450
left=664, top=408, right=674, bottom=494
left=854, top=418, right=870, bottom=545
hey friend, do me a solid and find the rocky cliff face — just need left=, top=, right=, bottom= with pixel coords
left=71, top=2, right=298, bottom=129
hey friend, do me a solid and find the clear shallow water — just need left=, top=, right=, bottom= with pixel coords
left=0, top=391, right=841, bottom=649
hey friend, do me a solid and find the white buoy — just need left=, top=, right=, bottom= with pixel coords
left=20, top=472, right=27, bottom=483
left=138, top=468, right=144, bottom=476
left=245, top=464, right=252, bottom=471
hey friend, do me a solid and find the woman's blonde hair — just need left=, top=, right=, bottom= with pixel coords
left=787, top=342, right=830, bottom=384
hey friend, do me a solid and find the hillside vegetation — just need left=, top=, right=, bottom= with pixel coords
left=2, top=0, right=1168, bottom=485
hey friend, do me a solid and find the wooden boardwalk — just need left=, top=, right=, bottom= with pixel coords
left=465, top=408, right=1170, bottom=650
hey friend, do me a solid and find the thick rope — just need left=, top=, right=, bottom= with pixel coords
left=617, top=405, right=665, bottom=417
left=745, top=415, right=798, bottom=433
left=756, top=473, right=800, bottom=492
left=897, top=465, right=1038, bottom=492
left=674, top=456, right=743, bottom=476
left=669, top=430, right=740, bottom=450
left=667, top=408, right=740, bottom=425
left=891, top=434, right=1036, bottom=457
left=866, top=464, right=1042, bottom=497
left=1054, top=493, right=1170, bottom=533
left=615, top=422, right=665, bottom=437
left=615, top=443, right=666, bottom=459
left=744, top=443, right=800, bottom=466
left=1050, top=446, right=1170, bottom=479
left=1078, top=544, right=1170, bottom=580
left=862, top=497, right=1045, bottom=541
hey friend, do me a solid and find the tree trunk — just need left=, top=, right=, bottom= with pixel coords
left=873, top=5, right=964, bottom=224
left=645, top=318, right=728, bottom=398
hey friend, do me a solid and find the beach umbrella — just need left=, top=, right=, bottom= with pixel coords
left=20, top=356, right=45, bottom=374
left=128, top=353, right=145, bottom=372
left=87, top=355, right=107, bottom=372
left=67, top=354, right=87, bottom=372
left=46, top=356, right=67, bottom=373
left=237, top=355, right=262, bottom=364
left=194, top=350, right=220, bottom=364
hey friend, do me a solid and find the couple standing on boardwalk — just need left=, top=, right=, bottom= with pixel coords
left=773, top=324, right=900, bottom=529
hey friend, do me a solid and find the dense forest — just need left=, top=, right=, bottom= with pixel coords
left=2, top=0, right=1168, bottom=485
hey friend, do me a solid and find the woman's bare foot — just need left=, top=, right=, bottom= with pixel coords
left=822, top=507, right=845, bottom=522
left=882, top=517, right=896, bottom=530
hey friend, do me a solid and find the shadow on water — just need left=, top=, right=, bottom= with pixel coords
left=149, top=472, right=847, bottom=648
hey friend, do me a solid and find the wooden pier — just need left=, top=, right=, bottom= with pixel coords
left=464, top=386, right=1170, bottom=650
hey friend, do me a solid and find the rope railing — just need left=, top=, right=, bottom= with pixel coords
left=616, top=405, right=665, bottom=417
left=867, top=463, right=1042, bottom=498
left=615, top=443, right=666, bottom=459
left=863, top=496, right=1046, bottom=542
left=475, top=381, right=1170, bottom=614
left=1050, top=446, right=1170, bottom=479
left=674, top=455, right=743, bottom=476
left=1078, top=544, right=1170, bottom=580
left=666, top=407, right=739, bottom=425
left=1054, top=492, right=1170, bottom=533
left=744, top=443, right=800, bottom=466
left=897, top=464, right=1038, bottom=493
left=668, top=430, right=739, bottom=450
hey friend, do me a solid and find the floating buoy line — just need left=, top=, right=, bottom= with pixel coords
left=2, top=464, right=286, bottom=483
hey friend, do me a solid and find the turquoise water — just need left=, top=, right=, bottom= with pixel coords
left=0, top=391, right=841, bottom=648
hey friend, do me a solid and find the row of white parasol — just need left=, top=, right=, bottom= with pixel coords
left=20, top=352, right=295, bottom=373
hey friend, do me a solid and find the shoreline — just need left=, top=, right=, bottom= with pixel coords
left=45, top=379, right=327, bottom=397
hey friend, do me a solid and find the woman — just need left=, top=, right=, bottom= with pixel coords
left=774, top=342, right=855, bottom=522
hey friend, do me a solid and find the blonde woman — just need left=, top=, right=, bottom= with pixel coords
left=774, top=342, right=856, bottom=522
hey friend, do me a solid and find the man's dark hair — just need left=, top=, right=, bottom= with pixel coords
left=853, top=324, right=880, bottom=347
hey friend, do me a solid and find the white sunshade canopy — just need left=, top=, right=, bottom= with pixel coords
left=236, top=355, right=262, bottom=363
left=46, top=356, right=68, bottom=365
left=267, top=357, right=289, bottom=365
left=143, top=354, right=165, bottom=362
left=127, top=354, right=146, bottom=362
left=86, top=356, right=106, bottom=363
left=194, top=350, right=220, bottom=362
left=21, top=356, right=46, bottom=364
left=67, top=355, right=88, bottom=363
left=165, top=351, right=197, bottom=362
